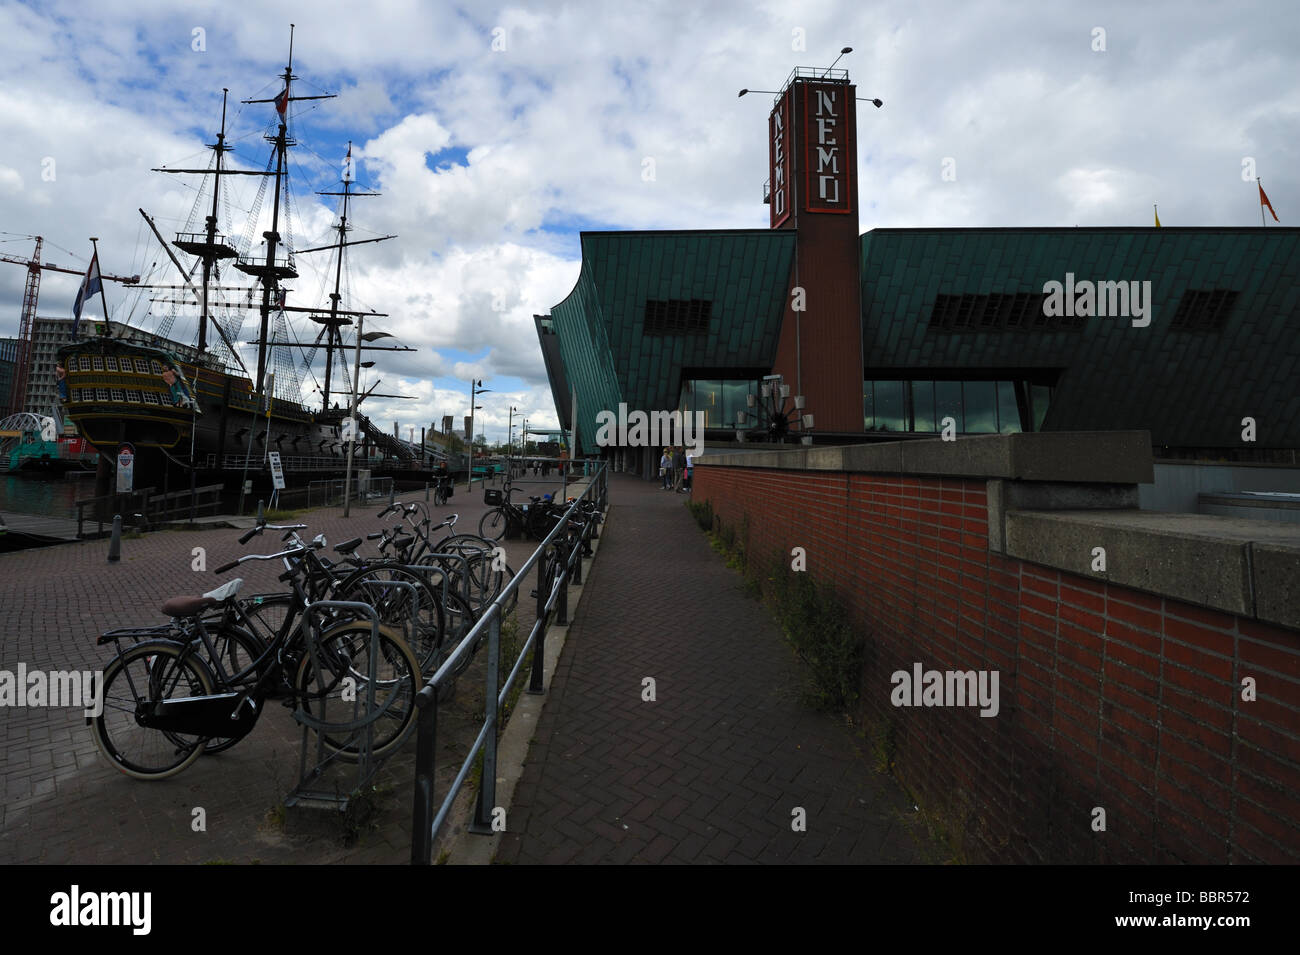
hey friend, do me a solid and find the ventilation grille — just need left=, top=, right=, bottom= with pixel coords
left=926, top=292, right=1084, bottom=332
left=1169, top=289, right=1237, bottom=331
left=644, top=299, right=713, bottom=336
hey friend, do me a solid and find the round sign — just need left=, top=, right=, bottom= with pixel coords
left=117, top=443, right=135, bottom=468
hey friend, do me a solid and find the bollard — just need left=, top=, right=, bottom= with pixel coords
left=425, top=482, right=429, bottom=502
left=389, top=485, right=395, bottom=506
left=107, top=514, right=122, bottom=563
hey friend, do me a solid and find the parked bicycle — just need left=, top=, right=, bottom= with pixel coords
left=89, top=524, right=423, bottom=780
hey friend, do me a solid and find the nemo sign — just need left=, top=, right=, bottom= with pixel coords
left=802, top=81, right=853, bottom=214
left=768, top=90, right=793, bottom=227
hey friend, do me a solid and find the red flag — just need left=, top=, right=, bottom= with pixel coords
left=274, top=84, right=289, bottom=117
left=1259, top=182, right=1280, bottom=222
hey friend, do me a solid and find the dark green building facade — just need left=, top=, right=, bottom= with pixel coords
left=539, top=225, right=1299, bottom=462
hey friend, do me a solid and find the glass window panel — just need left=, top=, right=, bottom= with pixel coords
left=911, top=380, right=936, bottom=432
left=935, top=381, right=963, bottom=433
left=874, top=380, right=905, bottom=433
left=963, top=381, right=997, bottom=433
left=997, top=381, right=1022, bottom=433
left=863, top=380, right=874, bottom=430
left=698, top=380, right=721, bottom=428
left=1031, top=384, right=1052, bottom=431
left=722, top=380, right=750, bottom=430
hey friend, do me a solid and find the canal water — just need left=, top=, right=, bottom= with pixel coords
left=0, top=472, right=96, bottom=519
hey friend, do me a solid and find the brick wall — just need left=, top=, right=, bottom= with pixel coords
left=692, top=464, right=1300, bottom=863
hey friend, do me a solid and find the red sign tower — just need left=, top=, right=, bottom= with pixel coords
left=765, top=67, right=865, bottom=434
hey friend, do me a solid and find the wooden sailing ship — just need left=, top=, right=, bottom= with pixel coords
left=57, top=27, right=414, bottom=479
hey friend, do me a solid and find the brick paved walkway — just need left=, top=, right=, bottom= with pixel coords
left=0, top=478, right=565, bottom=864
left=494, top=473, right=936, bottom=864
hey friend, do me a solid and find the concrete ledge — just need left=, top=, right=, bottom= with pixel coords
left=1254, top=542, right=1300, bottom=631
left=1005, top=509, right=1300, bottom=630
left=698, top=431, right=1154, bottom=483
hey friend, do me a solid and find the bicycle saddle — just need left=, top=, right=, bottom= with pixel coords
left=393, top=535, right=414, bottom=550
left=335, top=537, right=363, bottom=555
left=161, top=578, right=244, bottom=618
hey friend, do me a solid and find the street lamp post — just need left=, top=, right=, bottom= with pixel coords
left=466, top=379, right=492, bottom=490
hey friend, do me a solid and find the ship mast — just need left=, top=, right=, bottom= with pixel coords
left=314, top=144, right=387, bottom=414
left=237, top=23, right=335, bottom=394
left=153, top=87, right=257, bottom=360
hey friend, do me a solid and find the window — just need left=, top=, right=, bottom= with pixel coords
left=150, top=360, right=163, bottom=374
left=997, top=381, right=1022, bottom=433
left=864, top=377, right=1052, bottom=436
left=125, top=390, right=142, bottom=403
left=135, top=358, right=151, bottom=374
left=679, top=378, right=760, bottom=429
left=97, top=388, right=110, bottom=401
left=78, top=357, right=91, bottom=371
left=874, top=380, right=906, bottom=432
left=935, top=381, right=963, bottom=432
left=911, top=380, right=936, bottom=432
left=92, top=356, right=104, bottom=371
left=110, top=388, right=125, bottom=403
left=143, top=391, right=161, bottom=405
left=1031, top=384, right=1052, bottom=431
left=961, top=381, right=997, bottom=432
left=105, top=357, right=117, bottom=372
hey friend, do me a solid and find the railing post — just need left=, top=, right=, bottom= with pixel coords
left=410, top=684, right=439, bottom=865
left=529, top=555, right=547, bottom=694
left=469, top=609, right=501, bottom=834
left=557, top=550, right=569, bottom=626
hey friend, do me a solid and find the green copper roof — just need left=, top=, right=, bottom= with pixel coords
left=550, top=230, right=795, bottom=450
left=861, top=227, right=1300, bottom=449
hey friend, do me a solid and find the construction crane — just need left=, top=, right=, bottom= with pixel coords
left=1, top=236, right=141, bottom=416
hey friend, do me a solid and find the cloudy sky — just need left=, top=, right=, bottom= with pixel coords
left=0, top=0, right=1295, bottom=442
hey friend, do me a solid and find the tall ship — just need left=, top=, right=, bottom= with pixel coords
left=55, top=28, right=415, bottom=492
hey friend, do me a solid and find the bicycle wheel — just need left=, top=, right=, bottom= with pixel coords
left=90, top=640, right=215, bottom=780
left=478, top=508, right=507, bottom=541
left=333, top=565, right=447, bottom=674
left=239, top=593, right=297, bottom=646
left=292, top=620, right=422, bottom=760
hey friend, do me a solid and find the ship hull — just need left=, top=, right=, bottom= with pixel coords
left=56, top=337, right=348, bottom=469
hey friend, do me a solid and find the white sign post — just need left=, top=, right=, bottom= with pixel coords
left=268, top=451, right=285, bottom=510
left=116, top=443, right=135, bottom=494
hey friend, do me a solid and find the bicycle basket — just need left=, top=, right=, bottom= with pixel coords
left=484, top=488, right=503, bottom=505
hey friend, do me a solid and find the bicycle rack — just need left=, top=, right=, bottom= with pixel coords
left=284, top=596, right=398, bottom=814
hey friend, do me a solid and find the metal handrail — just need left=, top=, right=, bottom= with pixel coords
left=410, top=460, right=608, bottom=863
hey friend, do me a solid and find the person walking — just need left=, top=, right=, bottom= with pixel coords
left=659, top=448, right=671, bottom=489
left=684, top=449, right=694, bottom=492
left=673, top=446, right=687, bottom=492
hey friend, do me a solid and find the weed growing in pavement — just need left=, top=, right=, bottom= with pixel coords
left=691, top=501, right=862, bottom=714
left=686, top=498, right=713, bottom=532
left=763, top=550, right=863, bottom=714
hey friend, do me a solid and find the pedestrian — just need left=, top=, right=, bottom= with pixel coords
left=659, top=448, right=671, bottom=489
left=684, top=449, right=694, bottom=492
left=673, top=446, right=687, bottom=492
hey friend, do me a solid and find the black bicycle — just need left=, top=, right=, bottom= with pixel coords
left=89, top=525, right=422, bottom=780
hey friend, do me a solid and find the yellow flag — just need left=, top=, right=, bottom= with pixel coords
left=1154, top=205, right=1161, bottom=228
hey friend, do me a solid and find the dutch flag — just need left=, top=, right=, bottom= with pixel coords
left=72, top=251, right=102, bottom=334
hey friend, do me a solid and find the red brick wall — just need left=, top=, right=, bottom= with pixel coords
left=692, top=464, right=1300, bottom=863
